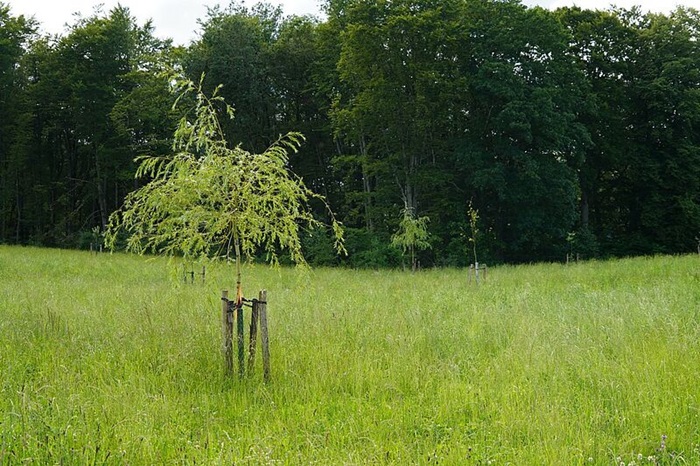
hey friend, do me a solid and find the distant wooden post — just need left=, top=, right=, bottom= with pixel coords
left=468, top=263, right=487, bottom=284
left=259, top=290, right=271, bottom=383
left=222, top=290, right=233, bottom=375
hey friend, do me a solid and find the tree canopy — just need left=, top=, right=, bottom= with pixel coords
left=2, top=0, right=699, bottom=266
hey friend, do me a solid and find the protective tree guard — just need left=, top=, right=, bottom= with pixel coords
left=221, top=287, right=270, bottom=382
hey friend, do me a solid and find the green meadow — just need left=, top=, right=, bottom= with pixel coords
left=1, top=246, right=699, bottom=465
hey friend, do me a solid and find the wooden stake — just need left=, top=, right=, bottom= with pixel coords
left=259, top=290, right=271, bottom=383
left=247, top=293, right=260, bottom=375
left=222, top=290, right=233, bottom=375
left=236, top=299, right=245, bottom=379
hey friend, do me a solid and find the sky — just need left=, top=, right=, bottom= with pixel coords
left=6, top=0, right=325, bottom=45
left=6, top=0, right=700, bottom=46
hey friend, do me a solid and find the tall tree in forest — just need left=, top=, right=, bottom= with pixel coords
left=330, top=0, right=463, bottom=246
left=7, top=5, right=173, bottom=246
left=188, top=4, right=345, bottom=255
left=268, top=15, right=338, bottom=201
left=452, top=1, right=589, bottom=262
left=559, top=6, right=700, bottom=255
left=622, top=8, right=700, bottom=254
left=557, top=7, right=639, bottom=257
left=0, top=4, right=35, bottom=242
left=185, top=2, right=282, bottom=153
left=59, top=6, right=153, bottom=230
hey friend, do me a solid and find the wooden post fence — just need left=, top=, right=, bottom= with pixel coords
left=221, top=288, right=270, bottom=383
left=468, top=263, right=488, bottom=284
left=184, top=266, right=206, bottom=284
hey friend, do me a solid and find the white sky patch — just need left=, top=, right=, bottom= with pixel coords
left=523, top=0, right=694, bottom=14
left=5, top=0, right=325, bottom=46
left=6, top=0, right=699, bottom=46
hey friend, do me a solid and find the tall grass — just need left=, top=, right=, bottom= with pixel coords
left=1, top=245, right=698, bottom=464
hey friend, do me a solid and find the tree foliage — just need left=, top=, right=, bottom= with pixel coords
left=2, top=1, right=700, bottom=266
left=391, top=208, right=431, bottom=271
left=106, top=74, right=345, bottom=279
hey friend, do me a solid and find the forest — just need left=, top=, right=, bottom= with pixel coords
left=1, top=0, right=699, bottom=266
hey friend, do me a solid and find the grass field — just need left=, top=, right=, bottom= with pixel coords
left=1, top=245, right=699, bottom=464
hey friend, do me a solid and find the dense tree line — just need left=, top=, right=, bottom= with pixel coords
left=1, top=0, right=699, bottom=266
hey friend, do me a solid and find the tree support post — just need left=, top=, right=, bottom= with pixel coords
left=237, top=306, right=245, bottom=378
left=222, top=290, right=233, bottom=375
left=236, top=284, right=245, bottom=379
left=259, top=290, right=271, bottom=383
left=247, top=294, right=260, bottom=375
left=222, top=288, right=269, bottom=382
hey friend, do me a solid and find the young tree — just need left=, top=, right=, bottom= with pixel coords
left=467, top=201, right=479, bottom=266
left=391, top=207, right=431, bottom=272
left=106, top=74, right=344, bottom=299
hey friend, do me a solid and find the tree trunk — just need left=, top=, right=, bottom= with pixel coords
left=404, top=148, right=418, bottom=214
left=94, top=144, right=108, bottom=230
left=15, top=178, right=21, bottom=243
left=359, top=134, right=373, bottom=231
left=581, top=189, right=590, bottom=229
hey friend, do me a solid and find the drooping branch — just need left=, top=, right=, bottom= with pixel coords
left=106, top=72, right=345, bottom=280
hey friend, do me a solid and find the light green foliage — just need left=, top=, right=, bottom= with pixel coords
left=106, top=74, right=344, bottom=272
left=2, top=246, right=700, bottom=463
left=391, top=207, right=431, bottom=271
left=467, top=201, right=479, bottom=265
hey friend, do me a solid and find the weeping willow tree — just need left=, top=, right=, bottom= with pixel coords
left=106, top=74, right=344, bottom=299
left=391, top=207, right=431, bottom=272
